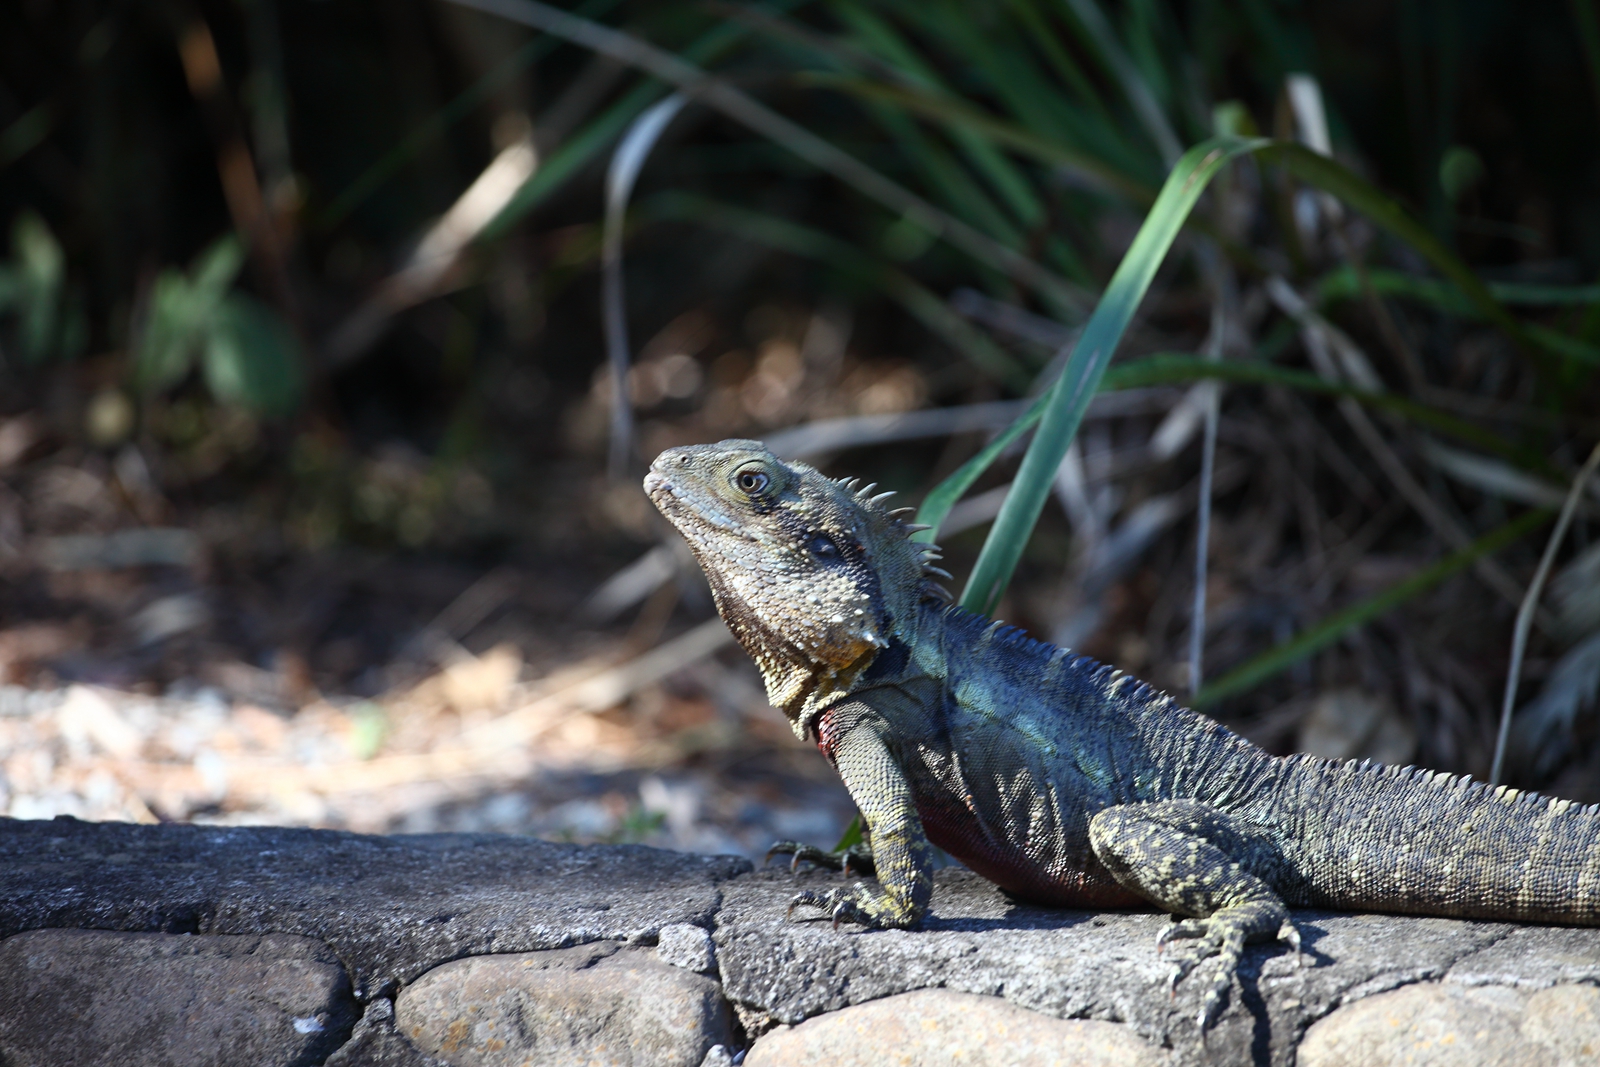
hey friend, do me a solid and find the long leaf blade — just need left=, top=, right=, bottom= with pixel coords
left=960, top=136, right=1266, bottom=615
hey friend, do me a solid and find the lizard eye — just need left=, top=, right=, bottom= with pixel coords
left=807, top=532, right=840, bottom=559
left=733, top=468, right=770, bottom=495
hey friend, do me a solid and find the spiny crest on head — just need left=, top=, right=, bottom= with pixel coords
left=832, top=475, right=953, bottom=602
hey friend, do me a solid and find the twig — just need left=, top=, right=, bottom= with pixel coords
left=1189, top=265, right=1229, bottom=695
left=1266, top=276, right=1537, bottom=618
left=400, top=565, right=519, bottom=663
left=1285, top=73, right=1427, bottom=391
left=326, top=136, right=538, bottom=364
left=603, top=93, right=687, bottom=480
left=580, top=544, right=678, bottom=624
left=37, top=529, right=199, bottom=571
left=174, top=11, right=295, bottom=323
left=441, top=0, right=1090, bottom=316
left=324, top=54, right=623, bottom=365
left=950, top=287, right=1075, bottom=350
left=764, top=400, right=1027, bottom=458
left=1490, top=441, right=1600, bottom=785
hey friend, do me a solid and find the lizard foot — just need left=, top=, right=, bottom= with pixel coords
left=785, top=883, right=915, bottom=929
left=1088, top=801, right=1297, bottom=1031
left=765, top=840, right=876, bottom=876
left=1156, top=907, right=1300, bottom=1029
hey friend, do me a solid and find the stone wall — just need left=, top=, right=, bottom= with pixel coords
left=0, top=818, right=1595, bottom=1066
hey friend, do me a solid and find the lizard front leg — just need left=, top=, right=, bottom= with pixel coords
left=788, top=718, right=932, bottom=929
left=1088, top=800, right=1299, bottom=1028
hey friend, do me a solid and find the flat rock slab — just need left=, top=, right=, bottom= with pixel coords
left=744, top=989, right=1166, bottom=1066
left=397, top=940, right=733, bottom=1067
left=0, top=929, right=357, bottom=1067
left=715, top=866, right=1600, bottom=1067
left=0, top=817, right=750, bottom=992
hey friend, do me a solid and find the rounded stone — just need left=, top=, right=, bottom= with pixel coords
left=1298, top=981, right=1600, bottom=1067
left=742, top=989, right=1166, bottom=1067
left=1519, top=984, right=1600, bottom=1065
left=396, top=941, right=733, bottom=1067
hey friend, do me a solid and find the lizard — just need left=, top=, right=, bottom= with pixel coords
left=644, top=438, right=1600, bottom=1027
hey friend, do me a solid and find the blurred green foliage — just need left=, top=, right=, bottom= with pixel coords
left=0, top=213, right=85, bottom=364
left=134, top=236, right=303, bottom=417
left=3, top=1, right=1597, bottom=421
left=1, top=0, right=1598, bottom=706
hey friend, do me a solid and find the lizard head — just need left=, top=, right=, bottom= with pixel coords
left=645, top=439, right=944, bottom=733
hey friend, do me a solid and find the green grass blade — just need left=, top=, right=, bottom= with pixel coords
left=863, top=101, right=1028, bottom=250
left=1315, top=264, right=1600, bottom=367
left=832, top=815, right=865, bottom=852
left=1318, top=265, right=1600, bottom=309
left=1058, top=0, right=1183, bottom=165
left=924, top=136, right=1548, bottom=616
left=960, top=136, right=1266, bottom=615
left=1192, top=508, right=1552, bottom=709
left=452, top=0, right=1089, bottom=314
left=1525, top=325, right=1600, bottom=367
left=912, top=391, right=1051, bottom=542
left=826, top=4, right=1043, bottom=229
left=801, top=86, right=1523, bottom=359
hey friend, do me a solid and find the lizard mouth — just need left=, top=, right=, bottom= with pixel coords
left=643, top=471, right=690, bottom=530
left=644, top=463, right=754, bottom=540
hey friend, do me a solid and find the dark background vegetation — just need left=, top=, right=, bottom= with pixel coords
left=0, top=0, right=1597, bottom=844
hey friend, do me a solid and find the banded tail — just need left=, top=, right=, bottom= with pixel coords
left=1283, top=757, right=1600, bottom=923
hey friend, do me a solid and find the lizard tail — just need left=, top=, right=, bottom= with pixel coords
left=1290, top=758, right=1600, bottom=924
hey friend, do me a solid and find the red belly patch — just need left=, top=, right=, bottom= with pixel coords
left=915, top=794, right=1142, bottom=909
left=815, top=705, right=1141, bottom=909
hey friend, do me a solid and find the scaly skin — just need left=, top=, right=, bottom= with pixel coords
left=645, top=440, right=1600, bottom=1028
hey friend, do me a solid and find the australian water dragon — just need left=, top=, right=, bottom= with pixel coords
left=644, top=439, right=1600, bottom=1026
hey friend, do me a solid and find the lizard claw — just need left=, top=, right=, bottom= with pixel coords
left=1155, top=918, right=1206, bottom=954
left=765, top=840, right=876, bottom=876
left=1279, top=920, right=1304, bottom=970
left=1166, top=953, right=1200, bottom=996
left=786, top=888, right=827, bottom=922
left=786, top=885, right=884, bottom=930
